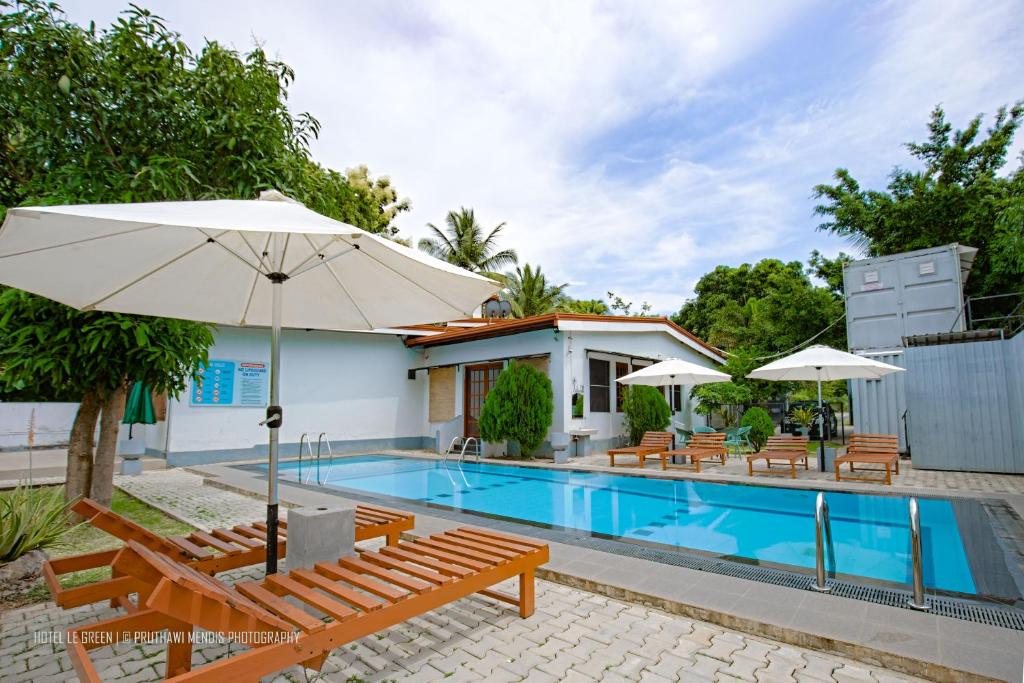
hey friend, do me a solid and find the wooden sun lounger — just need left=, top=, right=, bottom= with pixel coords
left=67, top=527, right=549, bottom=682
left=44, top=498, right=415, bottom=610
left=834, top=433, right=900, bottom=485
left=747, top=437, right=809, bottom=479
left=607, top=431, right=673, bottom=467
left=658, top=432, right=727, bottom=472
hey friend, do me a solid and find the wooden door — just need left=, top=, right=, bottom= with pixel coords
left=464, top=363, right=503, bottom=438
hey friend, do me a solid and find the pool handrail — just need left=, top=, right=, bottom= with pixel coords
left=907, top=497, right=931, bottom=611
left=812, top=491, right=833, bottom=592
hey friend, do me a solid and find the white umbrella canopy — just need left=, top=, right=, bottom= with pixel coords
left=747, top=345, right=905, bottom=470
left=0, top=191, right=500, bottom=573
left=746, top=345, right=904, bottom=381
left=0, top=192, right=498, bottom=329
left=616, top=358, right=731, bottom=386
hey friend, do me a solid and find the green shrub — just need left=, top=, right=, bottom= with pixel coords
left=621, top=385, right=671, bottom=445
left=478, top=362, right=554, bottom=456
left=740, top=407, right=775, bottom=452
left=0, top=485, right=79, bottom=562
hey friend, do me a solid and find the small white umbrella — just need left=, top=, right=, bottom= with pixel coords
left=616, top=358, right=731, bottom=386
left=0, top=191, right=499, bottom=573
left=617, top=358, right=731, bottom=443
left=747, top=345, right=904, bottom=470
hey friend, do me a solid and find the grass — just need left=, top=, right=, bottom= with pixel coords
left=0, top=486, right=195, bottom=606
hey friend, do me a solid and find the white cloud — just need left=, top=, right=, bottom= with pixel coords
left=59, top=0, right=1024, bottom=317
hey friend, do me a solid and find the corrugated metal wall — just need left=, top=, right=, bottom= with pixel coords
left=903, top=334, right=1024, bottom=473
left=850, top=352, right=908, bottom=452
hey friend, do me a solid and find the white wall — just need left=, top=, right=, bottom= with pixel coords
left=164, top=326, right=427, bottom=463
left=566, top=330, right=717, bottom=446
left=0, top=402, right=82, bottom=449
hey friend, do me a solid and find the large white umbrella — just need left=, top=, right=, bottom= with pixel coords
left=0, top=191, right=499, bottom=573
left=616, top=358, right=731, bottom=386
left=747, top=345, right=904, bottom=470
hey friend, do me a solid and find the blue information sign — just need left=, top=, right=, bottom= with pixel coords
left=191, top=359, right=268, bottom=407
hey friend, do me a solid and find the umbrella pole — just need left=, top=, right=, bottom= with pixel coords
left=265, top=274, right=284, bottom=574
left=816, top=371, right=825, bottom=472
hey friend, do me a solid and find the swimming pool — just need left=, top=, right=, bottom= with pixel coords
left=269, top=455, right=982, bottom=595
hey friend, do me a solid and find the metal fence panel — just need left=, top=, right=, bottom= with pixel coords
left=904, top=335, right=1024, bottom=473
left=850, top=352, right=908, bottom=452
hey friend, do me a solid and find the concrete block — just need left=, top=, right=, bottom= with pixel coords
left=287, top=506, right=355, bottom=572
left=119, top=457, right=143, bottom=476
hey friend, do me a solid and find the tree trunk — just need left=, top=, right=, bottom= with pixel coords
left=91, top=383, right=127, bottom=507
left=66, top=388, right=103, bottom=508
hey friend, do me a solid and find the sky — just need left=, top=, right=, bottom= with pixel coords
left=60, top=0, right=1024, bottom=314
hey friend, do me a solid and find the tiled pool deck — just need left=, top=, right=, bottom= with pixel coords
left=2, top=456, right=1022, bottom=681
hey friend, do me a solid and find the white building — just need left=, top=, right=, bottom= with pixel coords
left=130, top=313, right=724, bottom=465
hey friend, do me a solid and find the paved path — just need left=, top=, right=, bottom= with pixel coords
left=0, top=470, right=930, bottom=682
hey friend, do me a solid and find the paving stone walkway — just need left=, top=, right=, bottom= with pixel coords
left=0, top=469, right=932, bottom=682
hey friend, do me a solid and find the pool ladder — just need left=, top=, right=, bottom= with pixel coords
left=298, top=432, right=334, bottom=485
left=811, top=492, right=930, bottom=610
left=442, top=436, right=480, bottom=464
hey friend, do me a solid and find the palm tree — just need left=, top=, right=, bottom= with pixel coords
left=418, top=208, right=518, bottom=275
left=558, top=298, right=610, bottom=315
left=501, top=264, right=569, bottom=318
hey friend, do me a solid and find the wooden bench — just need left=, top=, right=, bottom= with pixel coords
left=747, top=436, right=809, bottom=479
left=44, top=498, right=415, bottom=611
left=658, top=432, right=727, bottom=472
left=66, top=527, right=549, bottom=682
left=834, top=433, right=900, bottom=485
left=607, top=431, right=673, bottom=467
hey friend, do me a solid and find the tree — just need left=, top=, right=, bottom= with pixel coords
left=673, top=259, right=845, bottom=353
left=501, top=264, right=568, bottom=318
left=814, top=103, right=1024, bottom=309
left=620, top=386, right=671, bottom=445
left=0, top=2, right=407, bottom=503
left=740, top=407, right=774, bottom=452
left=807, top=250, right=852, bottom=295
left=0, top=289, right=213, bottom=504
left=418, top=208, right=518, bottom=275
left=478, top=362, right=554, bottom=456
left=607, top=291, right=653, bottom=316
left=557, top=298, right=610, bottom=315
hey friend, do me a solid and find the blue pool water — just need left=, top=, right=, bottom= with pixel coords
left=272, top=455, right=977, bottom=595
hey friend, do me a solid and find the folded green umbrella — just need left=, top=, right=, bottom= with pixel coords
left=121, top=381, right=156, bottom=437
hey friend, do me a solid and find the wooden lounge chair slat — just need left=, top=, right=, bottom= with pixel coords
left=190, top=531, right=243, bottom=556
left=456, top=527, right=546, bottom=549
left=354, top=509, right=393, bottom=524
left=445, top=529, right=537, bottom=554
left=378, top=546, right=474, bottom=577
left=360, top=551, right=453, bottom=584
left=235, top=524, right=269, bottom=541
left=339, top=557, right=433, bottom=594
left=403, top=540, right=490, bottom=570
left=431, top=533, right=520, bottom=560
left=356, top=503, right=406, bottom=518
left=313, top=562, right=408, bottom=603
left=235, top=581, right=325, bottom=632
left=264, top=574, right=357, bottom=621
left=413, top=537, right=507, bottom=565
left=211, top=527, right=264, bottom=550
left=167, top=535, right=214, bottom=559
left=289, top=567, right=385, bottom=612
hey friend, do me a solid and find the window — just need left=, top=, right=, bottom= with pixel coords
left=615, top=362, right=629, bottom=412
left=589, top=358, right=610, bottom=413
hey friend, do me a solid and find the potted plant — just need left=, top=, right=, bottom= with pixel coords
left=789, top=406, right=817, bottom=437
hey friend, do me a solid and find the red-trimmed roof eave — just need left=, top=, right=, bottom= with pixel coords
left=403, top=313, right=723, bottom=362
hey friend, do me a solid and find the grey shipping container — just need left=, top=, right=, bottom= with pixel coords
left=849, top=351, right=908, bottom=453
left=844, top=244, right=977, bottom=352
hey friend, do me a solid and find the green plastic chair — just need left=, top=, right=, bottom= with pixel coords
left=694, top=426, right=717, bottom=434
left=723, top=426, right=752, bottom=456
